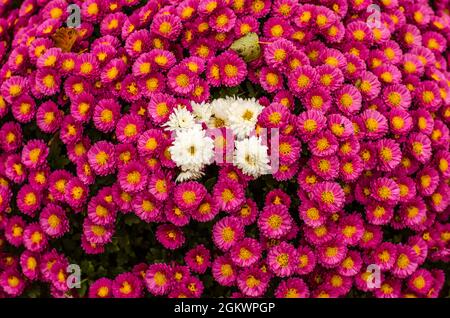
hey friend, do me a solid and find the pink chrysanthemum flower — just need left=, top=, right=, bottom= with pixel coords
left=19, top=250, right=39, bottom=281
left=185, top=245, right=211, bottom=274
left=64, top=178, right=88, bottom=209
left=389, top=109, right=413, bottom=135
left=87, top=196, right=117, bottom=226
left=312, top=181, right=345, bottom=213
left=337, top=250, right=362, bottom=277
left=92, top=98, right=121, bottom=133
left=21, top=139, right=48, bottom=169
left=408, top=132, right=432, bottom=164
left=89, top=278, right=113, bottom=298
left=174, top=181, right=207, bottom=211
left=371, top=177, right=400, bottom=205
left=416, top=166, right=440, bottom=197
left=335, top=84, right=362, bottom=115
left=118, top=160, right=148, bottom=193
left=23, top=223, right=47, bottom=253
left=267, top=242, right=298, bottom=277
left=155, top=223, right=185, bottom=250
left=373, top=242, right=398, bottom=271
left=275, top=277, right=309, bottom=298
left=11, top=94, right=35, bottom=124
left=257, top=204, right=293, bottom=239
left=16, top=184, right=41, bottom=216
left=191, top=194, right=220, bottom=223
left=309, top=155, right=339, bottom=180
left=230, top=237, right=262, bottom=268
left=336, top=214, right=364, bottom=246
left=144, top=264, right=172, bottom=296
left=288, top=65, right=318, bottom=96
left=59, top=115, right=83, bottom=145
left=377, top=138, right=402, bottom=172
left=0, top=270, right=26, bottom=297
left=212, top=216, right=244, bottom=251
left=391, top=245, right=419, bottom=279
left=366, top=201, right=393, bottom=225
left=212, top=256, right=236, bottom=287
left=83, top=219, right=113, bottom=245
left=87, top=141, right=116, bottom=176
left=35, top=101, right=62, bottom=133
left=112, top=272, right=143, bottom=298
left=168, top=65, right=198, bottom=95
left=39, top=203, right=69, bottom=238
left=407, top=269, right=434, bottom=296
left=116, top=113, right=145, bottom=144
left=317, top=240, right=347, bottom=268
left=165, top=200, right=190, bottom=227
left=35, top=68, right=60, bottom=96
left=212, top=179, right=245, bottom=213
left=151, top=14, right=182, bottom=40
left=237, top=266, right=270, bottom=297
left=1, top=76, right=28, bottom=103
left=132, top=192, right=162, bottom=223
left=5, top=216, right=26, bottom=247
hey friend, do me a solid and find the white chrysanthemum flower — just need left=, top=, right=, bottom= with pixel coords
left=169, top=125, right=214, bottom=171
left=163, top=105, right=196, bottom=131
left=226, top=97, right=263, bottom=139
left=234, top=136, right=271, bottom=178
left=191, top=102, right=212, bottom=123
left=208, top=98, right=231, bottom=128
left=176, top=169, right=204, bottom=182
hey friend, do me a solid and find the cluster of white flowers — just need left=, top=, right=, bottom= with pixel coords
left=166, top=97, right=271, bottom=181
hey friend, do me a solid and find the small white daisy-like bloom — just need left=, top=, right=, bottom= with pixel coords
left=234, top=136, right=271, bottom=178
left=191, top=102, right=212, bottom=124
left=208, top=98, right=231, bottom=128
left=226, top=97, right=263, bottom=139
left=176, top=169, right=205, bottom=182
left=169, top=124, right=214, bottom=172
left=163, top=105, right=196, bottom=131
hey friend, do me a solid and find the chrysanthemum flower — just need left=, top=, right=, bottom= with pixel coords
left=230, top=238, right=262, bottom=268
left=185, top=245, right=211, bottom=274
left=16, top=184, right=41, bottom=216
left=275, top=277, right=310, bottom=298
left=212, top=216, right=244, bottom=251
left=87, top=141, right=116, bottom=176
left=257, top=204, right=293, bottom=239
left=144, top=263, right=172, bottom=296
left=39, top=203, right=69, bottom=238
left=21, top=139, right=48, bottom=169
left=212, top=256, right=236, bottom=287
left=377, top=138, right=402, bottom=172
left=64, top=178, right=88, bottom=209
left=151, top=14, right=182, bottom=40
left=117, top=160, right=148, bottom=193
left=5, top=216, right=26, bottom=247
left=11, top=94, right=36, bottom=124
left=237, top=266, right=270, bottom=297
left=89, top=278, right=113, bottom=298
left=408, top=268, right=434, bottom=296
left=83, top=218, right=113, bottom=245
left=112, top=272, right=143, bottom=298
left=23, top=223, right=48, bottom=253
left=312, top=181, right=345, bottom=213
left=155, top=223, right=185, bottom=250
left=288, top=65, right=318, bottom=96
left=391, top=245, right=419, bottom=279
left=0, top=270, right=26, bottom=297
left=267, top=242, right=298, bottom=277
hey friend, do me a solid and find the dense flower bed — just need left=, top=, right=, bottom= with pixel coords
left=0, top=0, right=449, bottom=298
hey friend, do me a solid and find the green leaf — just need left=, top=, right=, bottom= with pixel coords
left=230, top=32, right=261, bottom=62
